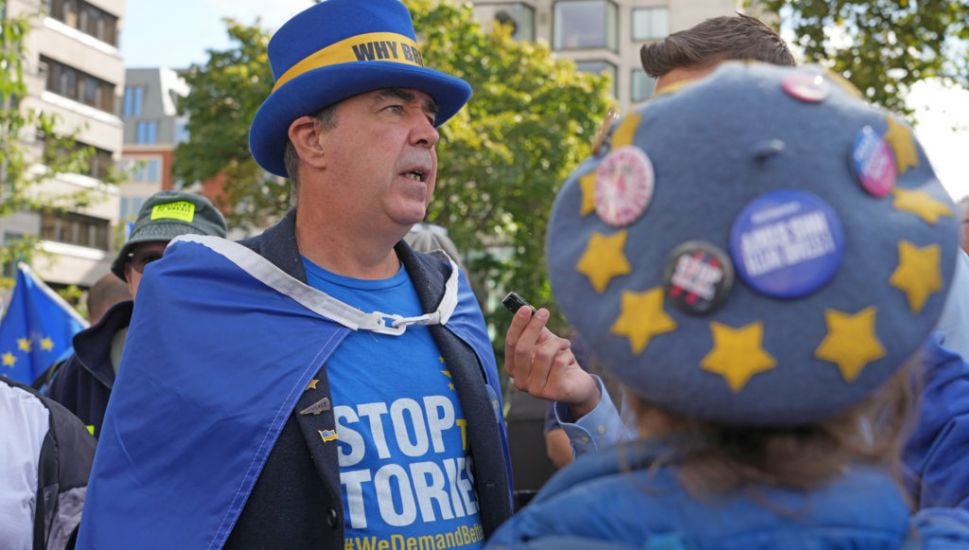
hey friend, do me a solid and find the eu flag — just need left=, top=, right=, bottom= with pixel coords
left=0, top=263, right=87, bottom=384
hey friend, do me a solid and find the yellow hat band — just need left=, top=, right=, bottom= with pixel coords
left=273, top=32, right=424, bottom=92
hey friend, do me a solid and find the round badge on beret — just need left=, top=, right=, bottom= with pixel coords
left=594, top=146, right=654, bottom=227
left=851, top=126, right=896, bottom=197
left=730, top=190, right=845, bottom=299
left=782, top=72, right=829, bottom=103
left=663, top=241, right=734, bottom=315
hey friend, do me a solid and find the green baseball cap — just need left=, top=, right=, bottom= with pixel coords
left=111, top=191, right=227, bottom=279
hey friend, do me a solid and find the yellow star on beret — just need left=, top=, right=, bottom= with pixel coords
left=610, top=287, right=677, bottom=354
left=17, top=338, right=31, bottom=352
left=579, top=172, right=597, bottom=216
left=40, top=337, right=54, bottom=351
left=610, top=112, right=642, bottom=149
left=890, top=241, right=942, bottom=313
left=2, top=352, right=16, bottom=367
left=700, top=321, right=776, bottom=392
left=825, top=70, right=863, bottom=98
left=884, top=116, right=919, bottom=174
left=815, top=307, right=885, bottom=382
left=891, top=187, right=953, bottom=225
left=576, top=230, right=632, bottom=293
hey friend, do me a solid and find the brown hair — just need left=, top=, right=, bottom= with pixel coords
left=640, top=13, right=795, bottom=78
left=628, top=359, right=920, bottom=497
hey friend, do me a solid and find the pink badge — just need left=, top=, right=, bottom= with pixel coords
left=594, top=146, right=654, bottom=227
left=851, top=126, right=896, bottom=197
left=782, top=72, right=829, bottom=103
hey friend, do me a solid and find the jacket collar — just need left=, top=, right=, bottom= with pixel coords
left=72, top=300, right=134, bottom=388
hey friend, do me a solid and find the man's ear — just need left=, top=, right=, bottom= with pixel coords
left=287, top=115, right=328, bottom=169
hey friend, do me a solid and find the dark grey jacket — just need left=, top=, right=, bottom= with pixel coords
left=225, top=210, right=512, bottom=549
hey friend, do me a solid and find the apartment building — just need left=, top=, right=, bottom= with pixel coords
left=1, top=0, right=125, bottom=288
left=469, top=0, right=738, bottom=111
left=118, top=67, right=190, bottom=222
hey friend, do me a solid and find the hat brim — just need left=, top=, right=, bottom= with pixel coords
left=250, top=62, right=472, bottom=177
left=110, top=222, right=207, bottom=280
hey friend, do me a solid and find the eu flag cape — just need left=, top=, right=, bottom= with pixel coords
left=78, top=236, right=506, bottom=549
left=0, top=263, right=86, bottom=384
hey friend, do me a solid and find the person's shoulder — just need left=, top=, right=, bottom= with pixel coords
left=491, top=450, right=677, bottom=547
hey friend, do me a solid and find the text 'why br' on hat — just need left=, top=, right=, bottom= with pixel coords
left=249, top=0, right=472, bottom=177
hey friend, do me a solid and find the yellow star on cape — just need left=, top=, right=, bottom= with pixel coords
left=610, top=112, right=642, bottom=149
left=700, top=322, right=776, bottom=392
left=610, top=287, right=677, bottom=354
left=884, top=116, right=919, bottom=173
left=2, top=352, right=16, bottom=367
left=576, top=231, right=631, bottom=293
left=815, top=307, right=885, bottom=382
left=890, top=241, right=942, bottom=313
left=891, top=187, right=953, bottom=225
left=305, top=378, right=319, bottom=391
left=17, top=338, right=31, bottom=352
left=39, top=337, right=54, bottom=352
left=579, top=172, right=597, bottom=216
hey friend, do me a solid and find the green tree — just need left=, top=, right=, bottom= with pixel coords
left=172, top=1, right=612, bottom=358
left=173, top=20, right=289, bottom=232
left=754, top=0, right=969, bottom=114
left=1, top=2, right=113, bottom=286
left=409, top=0, right=612, bottom=354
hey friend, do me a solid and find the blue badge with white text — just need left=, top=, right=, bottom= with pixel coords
left=730, top=190, right=844, bottom=299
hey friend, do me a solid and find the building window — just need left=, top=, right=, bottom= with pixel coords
left=123, top=157, right=162, bottom=183
left=553, top=0, right=618, bottom=51
left=135, top=120, right=158, bottom=145
left=631, top=69, right=656, bottom=102
left=120, top=197, right=147, bottom=221
left=40, top=211, right=110, bottom=250
left=632, top=7, right=668, bottom=41
left=175, top=118, right=190, bottom=144
left=473, top=3, right=535, bottom=41
left=47, top=0, right=118, bottom=45
left=41, top=56, right=115, bottom=113
left=123, top=86, right=144, bottom=116
left=576, top=59, right=616, bottom=96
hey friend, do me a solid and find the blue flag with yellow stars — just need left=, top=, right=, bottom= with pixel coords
left=0, top=263, right=87, bottom=384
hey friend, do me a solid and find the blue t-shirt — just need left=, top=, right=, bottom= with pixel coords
left=302, top=258, right=484, bottom=549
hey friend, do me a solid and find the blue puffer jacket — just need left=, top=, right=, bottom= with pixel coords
left=903, top=335, right=969, bottom=509
left=487, top=441, right=969, bottom=549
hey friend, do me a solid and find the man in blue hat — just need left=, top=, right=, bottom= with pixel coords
left=80, top=2, right=512, bottom=549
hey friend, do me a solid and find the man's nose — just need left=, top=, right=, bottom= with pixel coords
left=411, top=114, right=440, bottom=147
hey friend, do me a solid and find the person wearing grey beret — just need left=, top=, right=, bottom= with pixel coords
left=488, top=62, right=969, bottom=548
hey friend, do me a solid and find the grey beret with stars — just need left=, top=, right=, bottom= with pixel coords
left=546, top=62, right=958, bottom=426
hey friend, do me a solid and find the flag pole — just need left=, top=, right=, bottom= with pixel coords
left=15, top=262, right=90, bottom=328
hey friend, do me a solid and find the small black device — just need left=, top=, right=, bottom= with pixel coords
left=501, top=291, right=535, bottom=315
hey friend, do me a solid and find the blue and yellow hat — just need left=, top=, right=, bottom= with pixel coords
left=547, top=63, right=959, bottom=425
left=249, top=0, right=472, bottom=177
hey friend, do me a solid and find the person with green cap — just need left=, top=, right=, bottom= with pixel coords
left=46, top=191, right=226, bottom=438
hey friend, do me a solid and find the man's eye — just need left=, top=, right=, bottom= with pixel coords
left=384, top=105, right=404, bottom=114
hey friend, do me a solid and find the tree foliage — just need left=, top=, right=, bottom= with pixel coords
left=408, top=0, right=612, bottom=353
left=173, top=20, right=289, bottom=232
left=755, top=0, right=969, bottom=114
left=1, top=2, right=109, bottom=286
left=172, top=1, right=613, bottom=356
